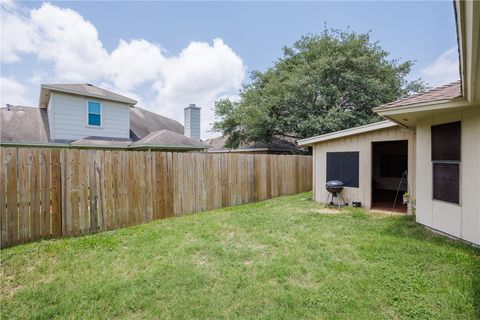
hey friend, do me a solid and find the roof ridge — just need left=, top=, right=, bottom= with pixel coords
left=140, top=129, right=169, bottom=144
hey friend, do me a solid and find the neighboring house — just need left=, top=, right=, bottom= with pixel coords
left=298, top=0, right=480, bottom=245
left=1, top=84, right=208, bottom=151
left=206, top=135, right=309, bottom=154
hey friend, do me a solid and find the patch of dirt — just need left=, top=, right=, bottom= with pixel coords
left=314, top=208, right=343, bottom=215
left=368, top=209, right=410, bottom=216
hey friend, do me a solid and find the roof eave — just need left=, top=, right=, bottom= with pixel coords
left=229, top=148, right=270, bottom=153
left=454, top=0, right=480, bottom=103
left=374, top=97, right=469, bottom=116
left=39, top=87, right=50, bottom=108
left=0, top=141, right=133, bottom=149
left=0, top=141, right=69, bottom=148
left=0, top=141, right=208, bottom=150
left=297, top=121, right=396, bottom=146
left=40, top=85, right=138, bottom=107
left=130, top=144, right=208, bottom=150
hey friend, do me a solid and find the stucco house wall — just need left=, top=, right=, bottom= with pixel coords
left=48, top=92, right=131, bottom=141
left=415, top=106, right=480, bottom=245
left=311, top=125, right=416, bottom=210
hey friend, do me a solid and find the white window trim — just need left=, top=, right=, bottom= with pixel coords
left=86, top=100, right=103, bottom=128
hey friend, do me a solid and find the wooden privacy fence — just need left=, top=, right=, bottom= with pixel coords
left=0, top=147, right=312, bottom=248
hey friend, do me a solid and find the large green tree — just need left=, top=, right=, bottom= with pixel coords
left=213, top=30, right=427, bottom=148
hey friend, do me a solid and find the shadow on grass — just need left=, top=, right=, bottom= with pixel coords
left=382, top=216, right=480, bottom=317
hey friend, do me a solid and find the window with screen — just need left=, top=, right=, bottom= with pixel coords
left=326, top=152, right=359, bottom=187
left=431, top=122, right=460, bottom=204
left=87, top=101, right=101, bottom=126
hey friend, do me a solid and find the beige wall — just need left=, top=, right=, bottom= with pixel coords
left=415, top=106, right=480, bottom=245
left=312, top=126, right=416, bottom=210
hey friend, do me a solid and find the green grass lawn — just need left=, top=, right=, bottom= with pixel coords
left=1, top=193, right=479, bottom=319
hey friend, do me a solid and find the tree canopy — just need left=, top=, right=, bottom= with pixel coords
left=213, top=29, right=427, bottom=148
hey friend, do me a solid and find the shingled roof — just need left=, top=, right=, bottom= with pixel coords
left=131, top=130, right=207, bottom=149
left=375, top=81, right=462, bottom=110
left=70, top=136, right=133, bottom=148
left=129, top=107, right=184, bottom=140
left=0, top=106, right=50, bottom=143
left=40, top=83, right=137, bottom=107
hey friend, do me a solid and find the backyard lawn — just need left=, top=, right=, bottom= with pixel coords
left=1, top=193, right=479, bottom=319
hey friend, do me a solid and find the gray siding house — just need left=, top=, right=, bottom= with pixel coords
left=1, top=84, right=207, bottom=151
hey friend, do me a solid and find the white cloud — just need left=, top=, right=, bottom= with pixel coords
left=152, top=38, right=245, bottom=137
left=0, top=77, right=33, bottom=106
left=1, top=1, right=246, bottom=138
left=0, top=0, right=36, bottom=62
left=29, top=3, right=109, bottom=82
left=422, top=47, right=460, bottom=87
left=108, top=39, right=165, bottom=91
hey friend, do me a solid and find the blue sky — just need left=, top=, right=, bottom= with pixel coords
left=1, top=1, right=459, bottom=138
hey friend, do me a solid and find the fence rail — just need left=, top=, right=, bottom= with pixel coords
left=0, top=147, right=312, bottom=248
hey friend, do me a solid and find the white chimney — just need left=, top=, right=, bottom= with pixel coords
left=184, top=103, right=201, bottom=140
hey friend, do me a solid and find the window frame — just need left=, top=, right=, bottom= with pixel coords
left=86, top=100, right=103, bottom=128
left=431, top=121, right=461, bottom=205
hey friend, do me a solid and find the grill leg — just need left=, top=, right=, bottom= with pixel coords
left=325, top=193, right=331, bottom=208
left=330, top=192, right=337, bottom=206
left=338, top=193, right=346, bottom=207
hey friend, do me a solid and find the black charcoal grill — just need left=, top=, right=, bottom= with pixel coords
left=325, top=180, right=345, bottom=207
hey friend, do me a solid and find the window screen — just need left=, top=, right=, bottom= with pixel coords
left=431, top=122, right=461, bottom=204
left=88, top=101, right=101, bottom=126
left=433, top=163, right=459, bottom=204
left=431, top=122, right=461, bottom=161
left=326, top=152, right=359, bottom=187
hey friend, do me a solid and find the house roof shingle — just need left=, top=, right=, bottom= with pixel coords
left=131, top=129, right=207, bottom=149
left=129, top=107, right=184, bottom=140
left=40, top=83, right=137, bottom=107
left=376, top=81, right=462, bottom=110
left=0, top=106, right=50, bottom=144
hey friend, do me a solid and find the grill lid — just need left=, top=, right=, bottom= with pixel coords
left=326, top=180, right=344, bottom=188
left=326, top=180, right=344, bottom=194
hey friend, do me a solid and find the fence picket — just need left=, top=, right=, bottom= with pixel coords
left=78, top=150, right=89, bottom=234
left=17, top=149, right=29, bottom=243
left=0, top=149, right=6, bottom=247
left=5, top=148, right=18, bottom=246
left=70, top=149, right=80, bottom=236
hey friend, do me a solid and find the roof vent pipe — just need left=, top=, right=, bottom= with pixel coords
left=184, top=103, right=201, bottom=141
